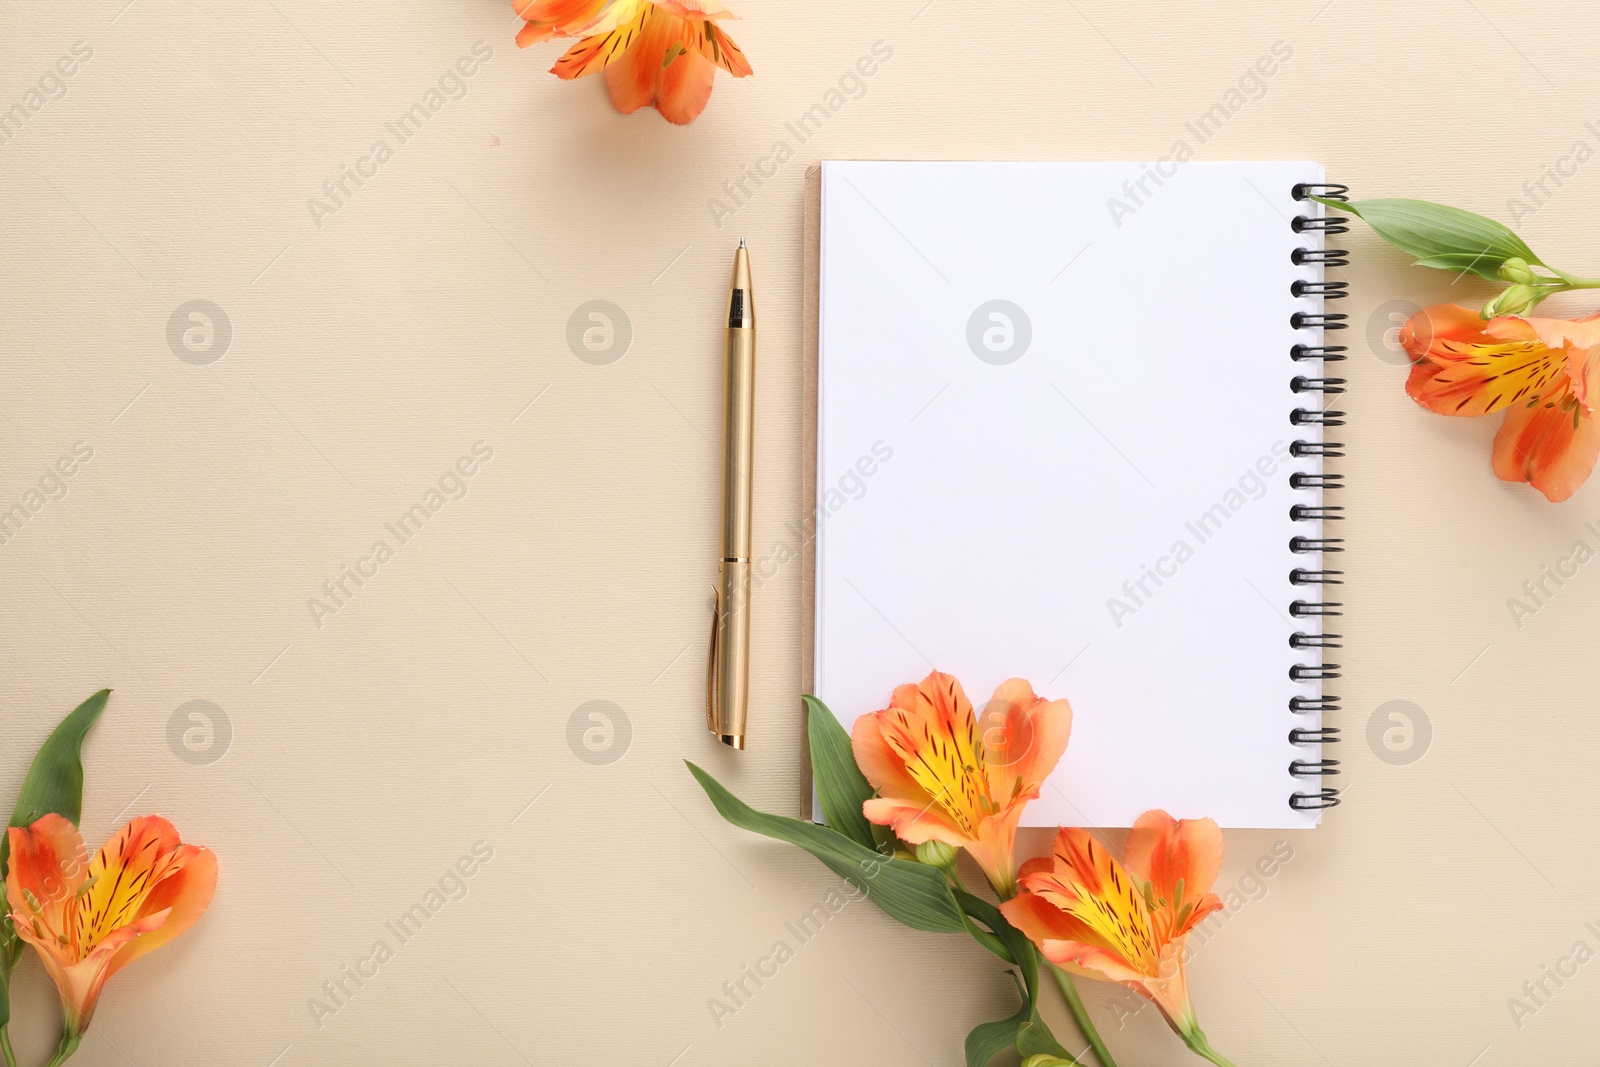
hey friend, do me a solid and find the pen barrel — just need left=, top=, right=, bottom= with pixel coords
left=712, top=313, right=754, bottom=744
left=714, top=559, right=751, bottom=740
left=720, top=325, right=756, bottom=558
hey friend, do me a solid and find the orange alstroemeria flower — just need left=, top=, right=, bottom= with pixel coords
left=513, top=0, right=752, bottom=125
left=6, top=814, right=217, bottom=1046
left=851, top=670, right=1071, bottom=897
left=1402, top=303, right=1600, bottom=502
left=1000, top=813, right=1225, bottom=1052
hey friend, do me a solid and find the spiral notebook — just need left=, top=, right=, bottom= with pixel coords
left=800, top=161, right=1346, bottom=829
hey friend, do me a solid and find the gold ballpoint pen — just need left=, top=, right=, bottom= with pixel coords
left=709, top=239, right=755, bottom=749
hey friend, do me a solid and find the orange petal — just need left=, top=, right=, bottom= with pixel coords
left=1492, top=392, right=1600, bottom=502
left=965, top=805, right=1024, bottom=897
left=873, top=672, right=988, bottom=839
left=1124, top=810, right=1222, bottom=904
left=1490, top=312, right=1600, bottom=410
left=105, top=843, right=216, bottom=978
left=76, top=816, right=181, bottom=952
left=1124, top=810, right=1224, bottom=939
left=1000, top=888, right=1083, bottom=944
left=1399, top=303, right=1494, bottom=363
left=513, top=0, right=594, bottom=19
left=1405, top=332, right=1566, bottom=418
left=1017, top=854, right=1053, bottom=881
left=517, top=21, right=560, bottom=47
left=640, top=37, right=716, bottom=123
left=1575, top=351, right=1600, bottom=413
left=551, top=6, right=650, bottom=79
left=1489, top=311, right=1600, bottom=353
left=513, top=0, right=602, bottom=25
left=979, top=678, right=1070, bottom=804
left=54, top=909, right=171, bottom=1032
left=861, top=796, right=967, bottom=847
left=886, top=681, right=920, bottom=716
left=1036, top=827, right=1115, bottom=897
left=1021, top=828, right=1161, bottom=975
left=1036, top=939, right=1152, bottom=988
left=5, top=815, right=88, bottom=962
left=597, top=7, right=745, bottom=121
left=521, top=0, right=644, bottom=35
left=697, top=21, right=752, bottom=77
left=657, top=0, right=737, bottom=18
left=850, top=711, right=925, bottom=801
left=1006, top=893, right=1156, bottom=988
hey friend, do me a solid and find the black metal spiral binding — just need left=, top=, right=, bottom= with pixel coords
left=1287, top=182, right=1347, bottom=813
left=1291, top=311, right=1347, bottom=330
left=1290, top=216, right=1348, bottom=234
left=1291, top=377, right=1347, bottom=396
left=1291, top=788, right=1340, bottom=810
left=1290, top=280, right=1348, bottom=299
left=1292, top=248, right=1350, bottom=267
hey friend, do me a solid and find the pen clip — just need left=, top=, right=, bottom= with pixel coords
left=707, top=581, right=722, bottom=733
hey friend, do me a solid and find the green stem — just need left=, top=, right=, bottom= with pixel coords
left=1544, top=265, right=1600, bottom=288
left=44, top=1033, right=81, bottom=1067
left=944, top=864, right=968, bottom=893
left=1500, top=277, right=1600, bottom=317
left=0, top=944, right=13, bottom=1067
left=1047, top=963, right=1118, bottom=1067
left=1182, top=1027, right=1238, bottom=1067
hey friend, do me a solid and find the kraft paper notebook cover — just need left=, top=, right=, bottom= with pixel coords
left=800, top=161, right=1346, bottom=830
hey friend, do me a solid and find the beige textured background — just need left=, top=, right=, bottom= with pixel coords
left=2, top=0, right=1598, bottom=1063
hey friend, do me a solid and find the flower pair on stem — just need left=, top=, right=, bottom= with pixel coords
left=1327, top=196, right=1600, bottom=501
left=851, top=671, right=1234, bottom=1067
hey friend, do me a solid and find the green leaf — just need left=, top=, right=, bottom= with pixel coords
left=954, top=890, right=1079, bottom=1064
left=1016, top=1017, right=1075, bottom=1062
left=966, top=996, right=1030, bottom=1067
left=959, top=901, right=1032, bottom=1067
left=960, top=910, right=1014, bottom=963
left=3, top=690, right=110, bottom=871
left=686, top=761, right=966, bottom=933
left=956, top=888, right=1020, bottom=963
left=803, top=694, right=876, bottom=851
left=1318, top=197, right=1540, bottom=280
left=1411, top=253, right=1509, bottom=273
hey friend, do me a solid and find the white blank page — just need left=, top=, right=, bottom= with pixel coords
left=815, top=160, right=1327, bottom=829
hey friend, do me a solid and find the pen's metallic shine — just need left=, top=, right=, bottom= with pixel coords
left=710, top=241, right=756, bottom=750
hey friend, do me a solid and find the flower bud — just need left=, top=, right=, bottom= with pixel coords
left=1497, top=257, right=1537, bottom=284
left=1483, top=283, right=1540, bottom=318
left=914, top=840, right=958, bottom=872
left=1022, top=1057, right=1076, bottom=1067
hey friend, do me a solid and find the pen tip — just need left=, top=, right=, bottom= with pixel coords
left=739, top=237, right=746, bottom=249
